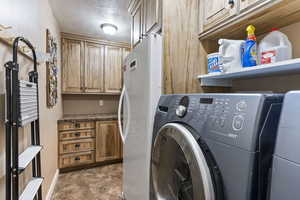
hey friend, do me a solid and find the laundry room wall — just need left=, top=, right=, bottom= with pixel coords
left=232, top=21, right=300, bottom=93
left=0, top=0, right=62, bottom=199
left=62, top=95, right=119, bottom=115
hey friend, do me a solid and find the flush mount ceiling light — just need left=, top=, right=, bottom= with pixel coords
left=100, top=23, right=118, bottom=35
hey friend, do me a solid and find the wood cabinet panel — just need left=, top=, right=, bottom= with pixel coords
left=84, top=42, right=105, bottom=93
left=145, top=0, right=162, bottom=33
left=61, top=34, right=129, bottom=94
left=58, top=121, right=95, bottom=131
left=95, top=121, right=122, bottom=162
left=59, top=151, right=95, bottom=168
left=59, top=138, right=95, bottom=154
left=132, top=1, right=143, bottom=47
left=163, top=0, right=203, bottom=94
left=105, top=46, right=123, bottom=93
left=199, top=0, right=300, bottom=40
left=59, top=129, right=95, bottom=141
left=129, top=0, right=162, bottom=47
left=119, top=137, right=123, bottom=159
left=201, top=0, right=237, bottom=31
left=240, top=0, right=269, bottom=11
left=62, top=38, right=84, bottom=93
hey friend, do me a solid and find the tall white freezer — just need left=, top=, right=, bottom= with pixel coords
left=118, top=34, right=162, bottom=200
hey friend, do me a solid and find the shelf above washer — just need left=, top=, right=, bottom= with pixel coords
left=197, top=58, right=300, bottom=87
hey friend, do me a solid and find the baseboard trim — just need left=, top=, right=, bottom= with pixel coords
left=45, top=169, right=59, bottom=200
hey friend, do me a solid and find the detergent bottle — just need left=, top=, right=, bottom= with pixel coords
left=242, top=25, right=258, bottom=67
left=259, top=28, right=292, bottom=64
left=218, top=39, right=244, bottom=72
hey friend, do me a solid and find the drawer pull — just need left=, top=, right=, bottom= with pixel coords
left=75, top=144, right=81, bottom=148
left=75, top=123, right=80, bottom=128
left=74, top=157, right=80, bottom=161
left=74, top=132, right=81, bottom=137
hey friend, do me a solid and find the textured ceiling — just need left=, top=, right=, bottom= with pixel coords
left=50, top=0, right=131, bottom=43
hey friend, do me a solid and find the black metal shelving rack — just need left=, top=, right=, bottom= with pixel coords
left=5, top=37, right=43, bottom=200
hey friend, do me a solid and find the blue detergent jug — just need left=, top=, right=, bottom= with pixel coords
left=242, top=25, right=258, bottom=67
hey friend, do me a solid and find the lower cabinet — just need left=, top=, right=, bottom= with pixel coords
left=58, top=119, right=122, bottom=170
left=95, top=121, right=122, bottom=162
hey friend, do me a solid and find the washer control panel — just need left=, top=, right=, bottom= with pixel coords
left=159, top=93, right=279, bottom=151
left=196, top=97, right=250, bottom=137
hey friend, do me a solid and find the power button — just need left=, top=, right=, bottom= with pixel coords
left=232, top=115, right=244, bottom=131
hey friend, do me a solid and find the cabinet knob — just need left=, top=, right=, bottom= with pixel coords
left=74, top=132, right=80, bottom=137
left=74, top=157, right=80, bottom=161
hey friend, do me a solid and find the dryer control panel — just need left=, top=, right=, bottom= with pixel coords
left=162, top=93, right=283, bottom=151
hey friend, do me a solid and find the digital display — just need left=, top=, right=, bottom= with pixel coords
left=200, top=98, right=213, bottom=104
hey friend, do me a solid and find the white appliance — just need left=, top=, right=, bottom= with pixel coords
left=118, top=34, right=162, bottom=200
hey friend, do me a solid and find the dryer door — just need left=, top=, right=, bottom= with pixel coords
left=151, top=123, right=215, bottom=200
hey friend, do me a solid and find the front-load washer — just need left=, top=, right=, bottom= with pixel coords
left=269, top=91, right=300, bottom=200
left=150, top=93, right=283, bottom=200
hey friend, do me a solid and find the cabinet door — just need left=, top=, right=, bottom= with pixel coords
left=145, top=0, right=162, bottom=33
left=104, top=46, right=123, bottom=93
left=201, top=0, right=237, bottom=31
left=62, top=39, right=84, bottom=93
left=132, top=1, right=143, bottom=47
left=95, top=121, right=121, bottom=162
left=84, top=42, right=105, bottom=93
left=239, top=0, right=271, bottom=12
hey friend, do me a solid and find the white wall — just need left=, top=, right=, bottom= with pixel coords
left=0, top=0, right=62, bottom=199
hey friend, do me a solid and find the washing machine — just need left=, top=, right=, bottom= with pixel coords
left=150, top=93, right=283, bottom=200
left=269, top=91, right=300, bottom=200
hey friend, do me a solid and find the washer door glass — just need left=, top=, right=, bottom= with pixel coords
left=151, top=123, right=215, bottom=200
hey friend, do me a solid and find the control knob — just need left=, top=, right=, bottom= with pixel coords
left=176, top=105, right=187, bottom=118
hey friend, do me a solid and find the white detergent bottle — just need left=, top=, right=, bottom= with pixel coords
left=219, top=39, right=244, bottom=72
left=259, top=28, right=292, bottom=64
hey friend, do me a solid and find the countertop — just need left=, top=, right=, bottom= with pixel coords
left=59, top=114, right=118, bottom=122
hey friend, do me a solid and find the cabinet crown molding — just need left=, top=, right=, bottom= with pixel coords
left=61, top=32, right=130, bottom=48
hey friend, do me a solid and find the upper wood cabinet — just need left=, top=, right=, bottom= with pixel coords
left=84, top=42, right=105, bottom=93
left=145, top=0, right=162, bottom=34
left=129, top=0, right=162, bottom=48
left=200, top=0, right=238, bottom=32
left=239, top=0, right=270, bottom=12
left=132, top=0, right=143, bottom=47
left=95, top=121, right=122, bottom=162
left=61, top=33, right=130, bottom=94
left=105, top=46, right=123, bottom=93
left=198, top=0, right=300, bottom=40
left=62, top=38, right=84, bottom=93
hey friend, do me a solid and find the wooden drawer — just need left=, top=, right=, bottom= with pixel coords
left=59, top=151, right=95, bottom=168
left=59, top=138, right=95, bottom=154
left=59, top=129, right=95, bottom=141
left=58, top=121, right=95, bottom=131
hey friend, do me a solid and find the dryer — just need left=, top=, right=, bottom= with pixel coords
left=150, top=93, right=283, bottom=200
left=269, top=91, right=300, bottom=200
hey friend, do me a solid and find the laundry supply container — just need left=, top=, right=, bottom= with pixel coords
left=207, top=52, right=222, bottom=73
left=259, top=28, right=292, bottom=64
left=219, top=39, right=244, bottom=72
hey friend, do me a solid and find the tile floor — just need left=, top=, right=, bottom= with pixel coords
left=51, top=163, right=122, bottom=200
